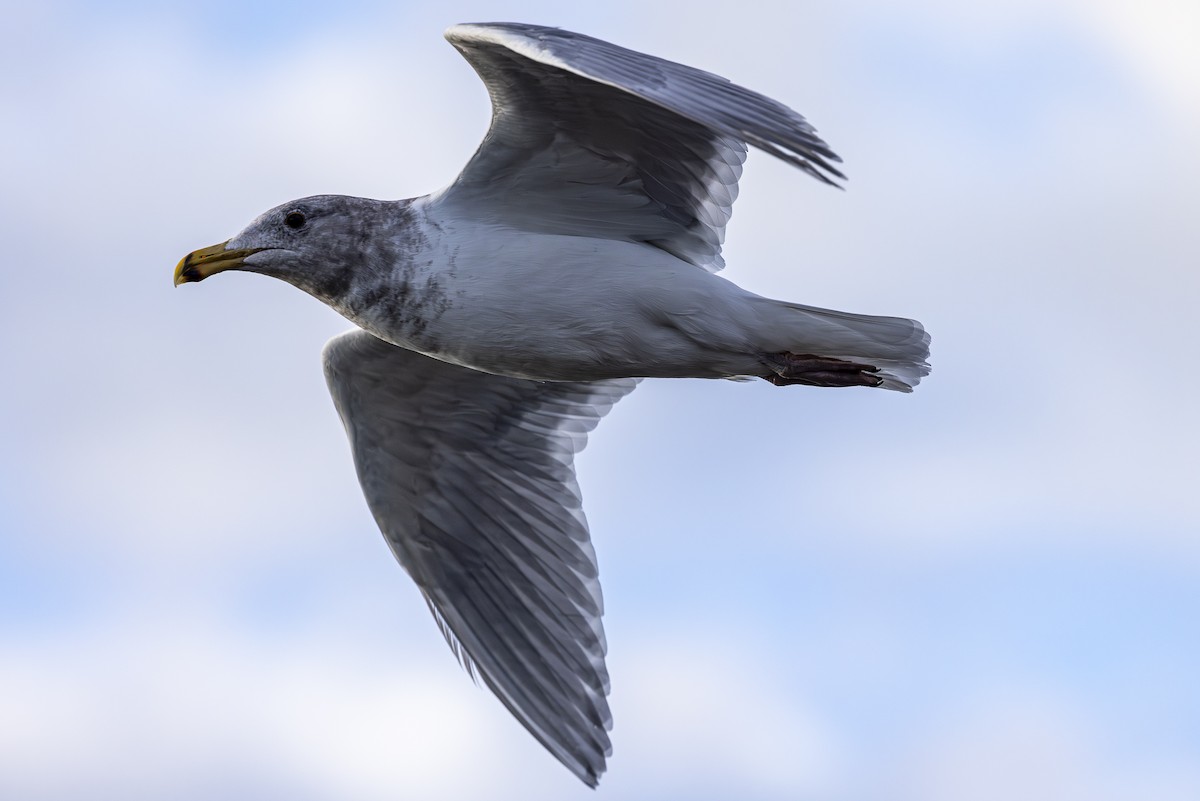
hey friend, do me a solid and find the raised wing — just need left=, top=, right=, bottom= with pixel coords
left=439, top=22, right=844, bottom=272
left=322, top=329, right=637, bottom=786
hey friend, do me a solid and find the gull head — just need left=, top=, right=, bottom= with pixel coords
left=174, top=194, right=397, bottom=305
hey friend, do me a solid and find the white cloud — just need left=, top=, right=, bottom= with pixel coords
left=888, top=684, right=1200, bottom=801
left=0, top=610, right=845, bottom=801
left=0, top=617, right=506, bottom=801
left=1077, top=0, right=1200, bottom=124
left=610, top=632, right=840, bottom=797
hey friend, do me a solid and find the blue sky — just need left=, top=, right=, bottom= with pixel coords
left=1, top=1, right=1198, bottom=799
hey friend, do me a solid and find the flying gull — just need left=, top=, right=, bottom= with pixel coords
left=174, top=22, right=930, bottom=786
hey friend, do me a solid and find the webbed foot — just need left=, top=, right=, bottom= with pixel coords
left=760, top=352, right=884, bottom=388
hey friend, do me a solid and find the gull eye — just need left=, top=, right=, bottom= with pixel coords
left=284, top=210, right=306, bottom=230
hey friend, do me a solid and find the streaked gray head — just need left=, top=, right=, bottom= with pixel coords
left=174, top=194, right=406, bottom=304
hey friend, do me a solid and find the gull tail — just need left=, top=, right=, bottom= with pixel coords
left=757, top=301, right=931, bottom=392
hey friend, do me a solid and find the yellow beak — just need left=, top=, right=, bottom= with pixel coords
left=174, top=241, right=266, bottom=286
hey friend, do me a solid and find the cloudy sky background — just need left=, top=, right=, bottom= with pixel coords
left=2, top=0, right=1197, bottom=798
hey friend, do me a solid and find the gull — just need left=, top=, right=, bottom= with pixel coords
left=174, top=22, right=930, bottom=786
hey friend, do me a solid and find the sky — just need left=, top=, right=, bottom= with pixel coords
left=1, top=0, right=1198, bottom=799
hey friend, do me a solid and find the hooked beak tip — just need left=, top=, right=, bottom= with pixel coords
left=173, top=240, right=263, bottom=287
left=173, top=254, right=199, bottom=287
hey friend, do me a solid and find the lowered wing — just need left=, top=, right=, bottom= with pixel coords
left=323, top=329, right=636, bottom=786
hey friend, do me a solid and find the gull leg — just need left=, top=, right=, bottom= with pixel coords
left=760, top=352, right=884, bottom=388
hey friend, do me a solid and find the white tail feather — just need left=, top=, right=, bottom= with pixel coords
left=762, top=300, right=932, bottom=392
